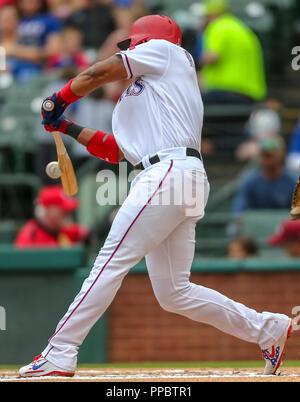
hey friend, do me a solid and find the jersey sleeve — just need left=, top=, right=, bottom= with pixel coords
left=118, top=40, right=170, bottom=79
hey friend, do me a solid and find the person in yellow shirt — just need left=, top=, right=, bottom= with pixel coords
left=200, top=0, right=267, bottom=104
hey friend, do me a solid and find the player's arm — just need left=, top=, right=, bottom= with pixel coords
left=78, top=127, right=125, bottom=163
left=199, top=52, right=219, bottom=66
left=41, top=55, right=128, bottom=123
left=44, top=118, right=124, bottom=163
left=71, top=54, right=128, bottom=97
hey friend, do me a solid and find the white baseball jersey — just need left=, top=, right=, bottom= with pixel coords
left=112, top=39, right=204, bottom=166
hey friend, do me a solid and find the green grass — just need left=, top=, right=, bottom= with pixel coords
left=2, top=361, right=300, bottom=370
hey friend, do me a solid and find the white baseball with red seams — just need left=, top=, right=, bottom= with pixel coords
left=25, top=39, right=290, bottom=373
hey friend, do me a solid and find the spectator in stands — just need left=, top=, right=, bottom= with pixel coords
left=47, top=0, right=76, bottom=20
left=235, top=101, right=282, bottom=162
left=4, top=0, right=62, bottom=83
left=67, top=0, right=116, bottom=50
left=114, top=0, right=132, bottom=6
left=0, top=0, right=14, bottom=6
left=15, top=185, right=89, bottom=248
left=199, top=0, right=267, bottom=104
left=227, top=236, right=258, bottom=259
left=0, top=1, right=18, bottom=43
left=269, top=220, right=300, bottom=258
left=231, top=137, right=297, bottom=218
left=286, top=115, right=300, bottom=173
left=0, top=3, right=19, bottom=75
left=45, top=24, right=89, bottom=72
left=112, top=0, right=145, bottom=31
left=97, top=0, right=139, bottom=60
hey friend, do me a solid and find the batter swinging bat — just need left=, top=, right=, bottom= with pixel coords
left=42, top=100, right=78, bottom=196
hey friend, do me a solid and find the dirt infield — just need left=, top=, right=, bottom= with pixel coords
left=1, top=367, right=300, bottom=382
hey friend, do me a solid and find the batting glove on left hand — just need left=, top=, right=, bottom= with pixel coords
left=41, top=93, right=70, bottom=125
left=43, top=115, right=73, bottom=135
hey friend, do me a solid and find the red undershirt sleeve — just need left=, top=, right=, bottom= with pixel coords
left=86, top=130, right=119, bottom=164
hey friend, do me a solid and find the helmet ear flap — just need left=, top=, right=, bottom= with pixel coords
left=117, top=38, right=131, bottom=50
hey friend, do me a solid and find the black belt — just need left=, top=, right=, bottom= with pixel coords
left=135, top=148, right=202, bottom=170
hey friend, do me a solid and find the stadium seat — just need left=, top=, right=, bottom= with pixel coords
left=5, top=73, right=56, bottom=103
left=203, top=104, right=254, bottom=155
left=0, top=173, right=40, bottom=220
left=240, top=209, right=290, bottom=257
left=0, top=220, right=21, bottom=244
left=0, top=99, right=39, bottom=174
left=242, top=209, right=290, bottom=240
left=195, top=237, right=229, bottom=257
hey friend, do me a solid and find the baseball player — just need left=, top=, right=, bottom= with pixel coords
left=19, top=15, right=292, bottom=377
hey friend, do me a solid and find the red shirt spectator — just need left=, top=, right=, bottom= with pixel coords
left=15, top=186, right=89, bottom=248
left=269, top=220, right=300, bottom=258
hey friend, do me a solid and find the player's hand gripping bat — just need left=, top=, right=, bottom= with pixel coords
left=42, top=100, right=79, bottom=196
left=290, top=165, right=300, bottom=220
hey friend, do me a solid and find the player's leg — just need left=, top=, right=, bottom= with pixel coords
left=32, top=161, right=186, bottom=373
left=146, top=216, right=291, bottom=350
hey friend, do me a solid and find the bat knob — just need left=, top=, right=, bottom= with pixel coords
left=42, top=100, right=55, bottom=112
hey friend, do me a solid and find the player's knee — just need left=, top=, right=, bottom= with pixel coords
left=154, top=288, right=178, bottom=312
left=158, top=298, right=178, bottom=313
left=155, top=284, right=192, bottom=313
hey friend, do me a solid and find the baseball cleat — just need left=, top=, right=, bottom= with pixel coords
left=261, top=318, right=293, bottom=375
left=19, top=354, right=74, bottom=378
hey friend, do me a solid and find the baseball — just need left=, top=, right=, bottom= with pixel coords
left=46, top=161, right=61, bottom=179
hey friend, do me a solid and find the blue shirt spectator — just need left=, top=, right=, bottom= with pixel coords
left=232, top=137, right=297, bottom=217
left=193, top=33, right=203, bottom=65
left=232, top=169, right=297, bottom=216
left=5, top=0, right=62, bottom=83
left=11, top=13, right=61, bottom=83
left=114, top=0, right=133, bottom=5
left=18, top=13, right=61, bottom=48
left=286, top=116, right=300, bottom=172
left=288, top=120, right=300, bottom=153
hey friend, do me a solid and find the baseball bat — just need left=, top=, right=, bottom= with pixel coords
left=42, top=99, right=55, bottom=112
left=42, top=100, right=78, bottom=196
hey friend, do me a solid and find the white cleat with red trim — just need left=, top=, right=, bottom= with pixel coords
left=19, top=354, right=74, bottom=378
left=262, top=318, right=293, bottom=375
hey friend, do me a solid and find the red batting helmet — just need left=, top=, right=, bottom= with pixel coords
left=117, top=15, right=182, bottom=50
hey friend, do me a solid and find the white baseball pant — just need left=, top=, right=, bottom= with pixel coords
left=42, top=153, right=290, bottom=371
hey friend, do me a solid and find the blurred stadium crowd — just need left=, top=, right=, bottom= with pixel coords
left=1, top=0, right=300, bottom=261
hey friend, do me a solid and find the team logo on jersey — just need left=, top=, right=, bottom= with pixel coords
left=118, top=79, right=145, bottom=102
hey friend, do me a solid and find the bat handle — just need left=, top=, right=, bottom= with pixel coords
left=42, top=99, right=55, bottom=112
